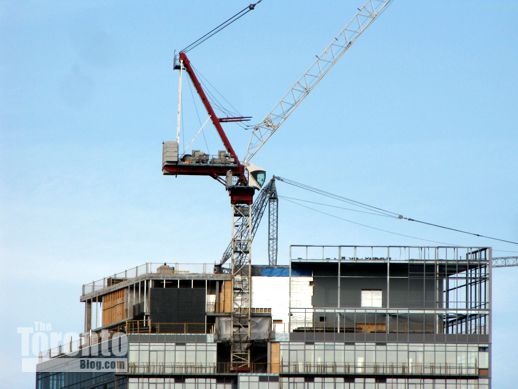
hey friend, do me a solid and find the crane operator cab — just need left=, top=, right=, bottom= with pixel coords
left=246, top=163, right=266, bottom=190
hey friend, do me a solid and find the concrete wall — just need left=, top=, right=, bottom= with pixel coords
left=252, top=276, right=289, bottom=323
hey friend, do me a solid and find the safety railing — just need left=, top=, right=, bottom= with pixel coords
left=39, top=338, right=83, bottom=361
left=279, top=362, right=479, bottom=376
left=125, top=362, right=479, bottom=376
left=290, top=245, right=490, bottom=264
left=206, top=302, right=272, bottom=314
left=127, top=362, right=272, bottom=375
left=287, top=307, right=489, bottom=336
left=121, top=320, right=212, bottom=335
left=82, top=262, right=214, bottom=295
left=38, top=331, right=123, bottom=362
left=129, top=362, right=218, bottom=374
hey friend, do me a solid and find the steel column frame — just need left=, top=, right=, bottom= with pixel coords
left=230, top=203, right=252, bottom=371
left=220, top=178, right=278, bottom=266
left=386, top=247, right=390, bottom=334
left=492, top=256, right=518, bottom=267
left=492, top=248, right=496, bottom=382
left=268, top=179, right=279, bottom=266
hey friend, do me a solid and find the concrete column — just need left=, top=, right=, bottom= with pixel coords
left=84, top=300, right=92, bottom=332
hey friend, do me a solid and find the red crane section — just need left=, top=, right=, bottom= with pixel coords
left=162, top=52, right=254, bottom=204
left=179, top=52, right=242, bottom=170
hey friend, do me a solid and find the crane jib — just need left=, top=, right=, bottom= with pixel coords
left=245, top=0, right=393, bottom=163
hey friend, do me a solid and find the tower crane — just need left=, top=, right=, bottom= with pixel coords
left=162, top=0, right=393, bottom=371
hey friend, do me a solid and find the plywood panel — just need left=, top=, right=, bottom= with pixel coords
left=356, top=322, right=386, bottom=333
left=218, top=280, right=233, bottom=313
left=224, top=280, right=232, bottom=312
left=270, top=342, right=280, bottom=374
left=102, top=289, right=126, bottom=326
left=218, top=282, right=224, bottom=312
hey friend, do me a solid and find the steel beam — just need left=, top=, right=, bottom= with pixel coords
left=493, top=256, right=518, bottom=268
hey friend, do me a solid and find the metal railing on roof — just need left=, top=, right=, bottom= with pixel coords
left=121, top=320, right=212, bottom=335
left=126, top=361, right=480, bottom=376
left=290, top=245, right=490, bottom=263
left=82, top=262, right=214, bottom=295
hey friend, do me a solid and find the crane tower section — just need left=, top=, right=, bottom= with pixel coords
left=162, top=51, right=255, bottom=371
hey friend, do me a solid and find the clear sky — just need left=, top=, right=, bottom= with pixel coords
left=1, top=0, right=517, bottom=387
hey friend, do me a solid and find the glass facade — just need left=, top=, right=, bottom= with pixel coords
left=278, top=377, right=489, bottom=388
left=279, top=342, right=488, bottom=375
left=128, top=342, right=217, bottom=374
left=38, top=374, right=490, bottom=389
left=36, top=371, right=126, bottom=389
left=128, top=378, right=233, bottom=389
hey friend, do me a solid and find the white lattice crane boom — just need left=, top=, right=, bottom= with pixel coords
left=245, top=0, right=392, bottom=163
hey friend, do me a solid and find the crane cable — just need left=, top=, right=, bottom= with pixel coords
left=275, top=176, right=518, bottom=246
left=181, top=1, right=262, bottom=53
left=281, top=190, right=518, bottom=253
left=282, top=197, right=457, bottom=246
left=280, top=195, right=395, bottom=218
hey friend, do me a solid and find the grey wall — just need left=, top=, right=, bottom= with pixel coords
left=150, top=288, right=205, bottom=324
left=295, top=262, right=444, bottom=334
left=310, top=263, right=441, bottom=309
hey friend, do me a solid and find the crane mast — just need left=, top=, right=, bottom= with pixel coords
left=245, top=0, right=392, bottom=163
left=267, top=179, right=279, bottom=265
left=164, top=51, right=254, bottom=372
left=220, top=177, right=279, bottom=267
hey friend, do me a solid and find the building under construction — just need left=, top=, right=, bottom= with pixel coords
left=36, top=245, right=491, bottom=388
left=34, top=1, right=501, bottom=387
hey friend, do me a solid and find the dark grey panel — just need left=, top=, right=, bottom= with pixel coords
left=150, top=288, right=205, bottom=324
left=310, top=263, right=441, bottom=310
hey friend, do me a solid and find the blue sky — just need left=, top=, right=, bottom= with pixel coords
left=1, top=0, right=517, bottom=387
